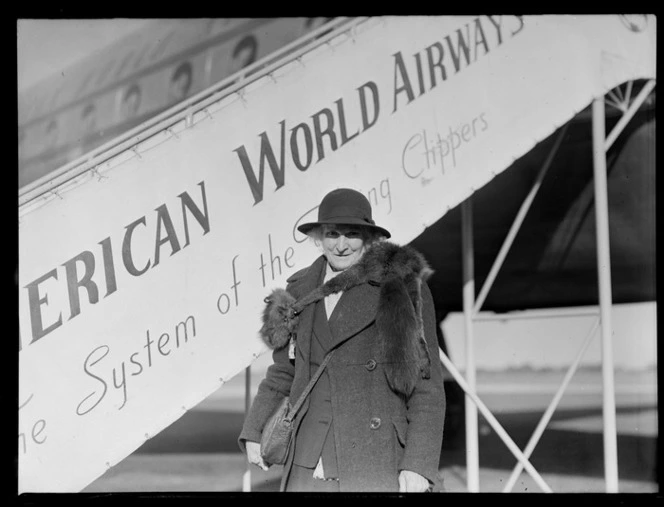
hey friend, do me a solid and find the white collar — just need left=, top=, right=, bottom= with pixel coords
left=324, top=261, right=342, bottom=284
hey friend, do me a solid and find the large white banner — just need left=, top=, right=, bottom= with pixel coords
left=18, top=15, right=655, bottom=493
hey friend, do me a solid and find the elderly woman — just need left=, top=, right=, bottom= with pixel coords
left=238, top=188, right=445, bottom=492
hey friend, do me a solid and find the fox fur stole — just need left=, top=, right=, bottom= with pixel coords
left=259, top=241, right=434, bottom=398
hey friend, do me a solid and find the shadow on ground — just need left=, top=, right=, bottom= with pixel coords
left=135, top=412, right=245, bottom=454
left=440, top=404, right=658, bottom=483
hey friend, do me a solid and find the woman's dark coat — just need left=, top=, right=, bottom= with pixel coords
left=238, top=244, right=446, bottom=492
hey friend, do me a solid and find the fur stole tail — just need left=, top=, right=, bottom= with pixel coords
left=378, top=277, right=422, bottom=397
left=259, top=241, right=434, bottom=397
left=260, top=288, right=298, bottom=349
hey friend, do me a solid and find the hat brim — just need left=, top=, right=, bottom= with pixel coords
left=297, top=217, right=391, bottom=239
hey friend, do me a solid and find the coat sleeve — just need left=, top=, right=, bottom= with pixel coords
left=398, top=282, right=446, bottom=486
left=237, top=296, right=296, bottom=454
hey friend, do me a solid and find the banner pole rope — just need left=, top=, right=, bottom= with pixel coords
left=242, top=365, right=252, bottom=492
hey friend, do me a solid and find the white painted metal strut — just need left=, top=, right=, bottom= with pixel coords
left=438, top=349, right=553, bottom=492
left=452, top=80, right=655, bottom=492
left=472, top=124, right=569, bottom=315
left=592, top=80, right=656, bottom=492
left=503, top=318, right=600, bottom=492
left=458, top=123, right=568, bottom=492
left=474, top=308, right=598, bottom=321
left=461, top=200, right=480, bottom=492
left=592, top=97, right=619, bottom=493
left=605, top=80, right=656, bottom=151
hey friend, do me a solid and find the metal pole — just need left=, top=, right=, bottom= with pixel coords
left=605, top=80, right=656, bottom=151
left=503, top=318, right=600, bottom=492
left=242, top=365, right=252, bottom=492
left=438, top=349, right=552, bottom=492
left=473, top=124, right=568, bottom=314
left=592, top=97, right=619, bottom=493
left=461, top=198, right=480, bottom=492
left=474, top=308, right=598, bottom=321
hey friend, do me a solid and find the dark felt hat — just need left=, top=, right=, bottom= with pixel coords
left=297, top=188, right=391, bottom=238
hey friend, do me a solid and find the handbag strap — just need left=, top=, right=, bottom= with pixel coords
left=287, top=349, right=335, bottom=419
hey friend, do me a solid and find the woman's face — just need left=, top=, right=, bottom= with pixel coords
left=320, top=224, right=367, bottom=272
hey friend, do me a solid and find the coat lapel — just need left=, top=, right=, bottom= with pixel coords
left=286, top=256, right=326, bottom=377
left=328, top=282, right=380, bottom=349
left=288, top=255, right=380, bottom=354
left=312, top=299, right=333, bottom=350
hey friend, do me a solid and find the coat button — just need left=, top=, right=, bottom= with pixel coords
left=369, top=417, right=381, bottom=429
left=365, top=359, right=377, bottom=371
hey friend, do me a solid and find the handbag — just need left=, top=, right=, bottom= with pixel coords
left=260, top=350, right=335, bottom=465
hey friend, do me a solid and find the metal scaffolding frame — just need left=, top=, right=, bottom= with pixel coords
left=437, top=79, right=656, bottom=493
left=16, top=16, right=654, bottom=493
left=242, top=80, right=655, bottom=492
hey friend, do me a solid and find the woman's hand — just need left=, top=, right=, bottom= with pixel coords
left=398, top=470, right=430, bottom=492
left=245, top=441, right=270, bottom=471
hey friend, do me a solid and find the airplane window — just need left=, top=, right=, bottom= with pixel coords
left=168, top=61, right=193, bottom=104
left=44, top=119, right=59, bottom=150
left=229, top=34, right=258, bottom=75
left=121, top=83, right=142, bottom=120
left=81, top=103, right=98, bottom=133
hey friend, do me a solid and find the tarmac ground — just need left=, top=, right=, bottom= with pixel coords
left=82, top=367, right=658, bottom=494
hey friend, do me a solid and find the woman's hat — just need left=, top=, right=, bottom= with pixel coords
left=297, top=188, right=391, bottom=238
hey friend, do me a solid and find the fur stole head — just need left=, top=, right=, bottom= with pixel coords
left=260, top=241, right=434, bottom=397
